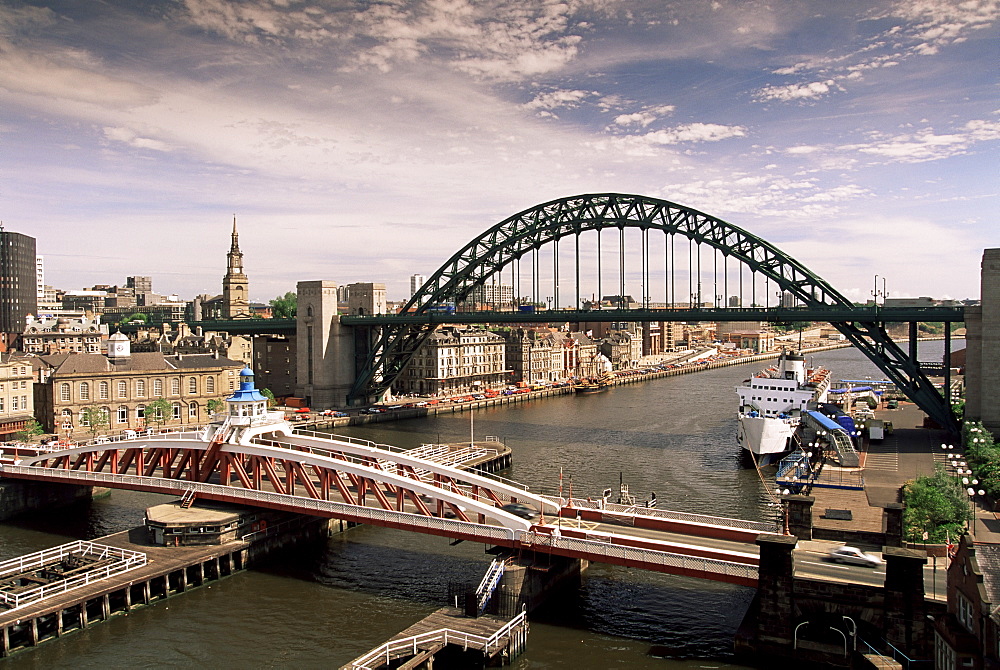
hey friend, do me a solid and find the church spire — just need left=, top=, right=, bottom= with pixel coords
left=222, top=215, right=250, bottom=319
left=230, top=215, right=239, bottom=252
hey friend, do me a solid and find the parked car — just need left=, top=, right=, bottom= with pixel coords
left=501, top=503, right=540, bottom=521
left=826, top=545, right=883, bottom=567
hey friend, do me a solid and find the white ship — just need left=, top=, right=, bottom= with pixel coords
left=736, top=351, right=831, bottom=465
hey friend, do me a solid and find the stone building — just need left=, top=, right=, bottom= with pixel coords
left=599, top=330, right=641, bottom=370
left=21, top=315, right=108, bottom=355
left=0, top=355, right=34, bottom=440
left=130, top=323, right=252, bottom=366
left=396, top=326, right=508, bottom=396
left=502, top=328, right=557, bottom=384
left=32, top=333, right=243, bottom=438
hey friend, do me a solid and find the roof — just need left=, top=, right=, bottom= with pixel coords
left=975, top=543, right=1000, bottom=621
left=37, top=352, right=243, bottom=375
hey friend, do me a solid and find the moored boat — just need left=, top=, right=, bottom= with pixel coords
left=735, top=350, right=831, bottom=465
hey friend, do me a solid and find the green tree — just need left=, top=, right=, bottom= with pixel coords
left=269, top=292, right=297, bottom=318
left=146, top=397, right=172, bottom=428
left=80, top=407, right=110, bottom=437
left=118, top=312, right=148, bottom=326
left=207, top=398, right=226, bottom=415
left=902, top=466, right=971, bottom=543
left=15, top=418, right=45, bottom=442
left=261, top=387, right=276, bottom=408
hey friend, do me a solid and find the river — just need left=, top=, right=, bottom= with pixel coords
left=0, top=340, right=959, bottom=668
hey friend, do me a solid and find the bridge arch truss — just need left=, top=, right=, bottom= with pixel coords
left=351, top=193, right=958, bottom=432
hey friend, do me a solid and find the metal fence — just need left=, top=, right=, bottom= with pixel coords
left=0, top=540, right=147, bottom=611
left=558, top=496, right=777, bottom=533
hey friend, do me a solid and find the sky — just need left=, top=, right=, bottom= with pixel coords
left=1, top=0, right=997, bottom=305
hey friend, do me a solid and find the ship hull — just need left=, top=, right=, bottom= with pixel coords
left=737, top=414, right=798, bottom=466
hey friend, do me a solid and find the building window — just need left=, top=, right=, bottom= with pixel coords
left=118, top=381, right=127, bottom=399
left=188, top=377, right=197, bottom=394
left=60, top=383, right=71, bottom=402
left=188, top=402, right=198, bottom=419
left=154, top=379, right=163, bottom=397
left=935, top=632, right=957, bottom=670
left=136, top=404, right=145, bottom=421
left=79, top=382, right=90, bottom=400
left=79, top=409, right=90, bottom=427
left=136, top=379, right=146, bottom=397
left=957, top=592, right=975, bottom=632
left=172, top=403, right=181, bottom=420
left=171, top=378, right=180, bottom=395
left=61, top=408, right=72, bottom=430
left=10, top=396, right=18, bottom=411
left=207, top=377, right=215, bottom=394
left=99, top=381, right=109, bottom=400
left=117, top=406, right=128, bottom=423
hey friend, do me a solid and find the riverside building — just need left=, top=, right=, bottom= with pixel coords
left=32, top=332, right=243, bottom=438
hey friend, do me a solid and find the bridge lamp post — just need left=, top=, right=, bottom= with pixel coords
left=967, top=484, right=985, bottom=536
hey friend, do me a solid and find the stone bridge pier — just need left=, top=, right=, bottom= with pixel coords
left=743, top=531, right=940, bottom=665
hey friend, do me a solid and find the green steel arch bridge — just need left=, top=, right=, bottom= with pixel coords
left=185, top=194, right=964, bottom=433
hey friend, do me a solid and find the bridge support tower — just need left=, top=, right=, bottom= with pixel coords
left=965, top=248, right=1000, bottom=434
left=295, top=281, right=356, bottom=409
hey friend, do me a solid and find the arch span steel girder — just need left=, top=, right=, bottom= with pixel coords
left=349, top=193, right=956, bottom=432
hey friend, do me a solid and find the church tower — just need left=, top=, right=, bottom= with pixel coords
left=222, top=217, right=251, bottom=319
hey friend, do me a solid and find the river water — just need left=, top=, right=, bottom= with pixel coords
left=0, top=340, right=957, bottom=669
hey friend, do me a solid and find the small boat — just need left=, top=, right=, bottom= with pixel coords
left=574, top=375, right=612, bottom=394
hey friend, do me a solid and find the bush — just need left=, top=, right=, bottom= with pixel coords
left=902, top=466, right=970, bottom=543
left=963, top=421, right=1000, bottom=498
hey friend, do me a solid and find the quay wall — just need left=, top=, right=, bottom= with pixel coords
left=0, top=480, right=105, bottom=522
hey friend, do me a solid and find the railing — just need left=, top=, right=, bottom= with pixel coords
left=559, top=496, right=777, bottom=533
left=0, top=465, right=520, bottom=543
left=475, top=558, right=506, bottom=615
left=0, top=540, right=147, bottom=611
left=347, top=609, right=528, bottom=669
left=0, top=466, right=759, bottom=582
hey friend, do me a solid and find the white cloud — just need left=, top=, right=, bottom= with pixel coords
left=755, top=80, right=838, bottom=103
left=523, top=88, right=595, bottom=111
left=102, top=127, right=173, bottom=152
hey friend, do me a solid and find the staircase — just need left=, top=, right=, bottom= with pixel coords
left=179, top=489, right=197, bottom=509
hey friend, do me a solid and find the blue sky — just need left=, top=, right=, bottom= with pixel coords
left=1, top=0, right=997, bottom=304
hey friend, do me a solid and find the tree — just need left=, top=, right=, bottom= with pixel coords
left=902, top=466, right=971, bottom=543
left=146, top=397, right=172, bottom=428
left=80, top=407, right=110, bottom=437
left=207, top=398, right=226, bottom=415
left=261, top=387, right=276, bottom=408
left=269, top=292, right=297, bottom=318
left=118, top=312, right=148, bottom=326
left=15, top=418, right=44, bottom=442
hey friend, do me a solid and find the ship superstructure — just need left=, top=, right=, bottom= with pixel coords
left=736, top=351, right=831, bottom=464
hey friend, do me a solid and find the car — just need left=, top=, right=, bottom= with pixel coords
left=887, top=399, right=899, bottom=409
left=501, top=503, right=540, bottom=521
left=826, top=545, right=883, bottom=568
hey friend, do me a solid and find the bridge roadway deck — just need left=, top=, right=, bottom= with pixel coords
left=0, top=526, right=248, bottom=630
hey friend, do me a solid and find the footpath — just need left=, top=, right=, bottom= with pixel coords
left=808, top=401, right=1000, bottom=545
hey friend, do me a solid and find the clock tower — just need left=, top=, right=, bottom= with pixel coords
left=222, top=217, right=251, bottom=319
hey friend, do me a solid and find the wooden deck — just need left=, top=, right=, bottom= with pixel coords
left=387, top=606, right=512, bottom=649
